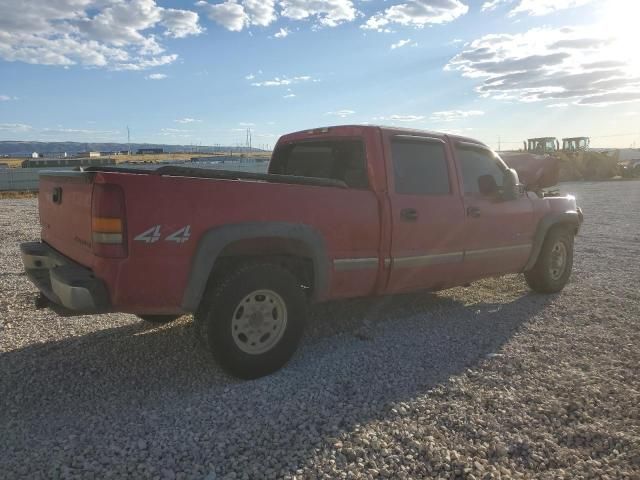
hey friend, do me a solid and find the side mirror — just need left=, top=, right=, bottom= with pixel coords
left=502, top=168, right=521, bottom=201
left=478, top=174, right=499, bottom=196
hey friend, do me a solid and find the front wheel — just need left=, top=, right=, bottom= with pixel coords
left=525, top=227, right=574, bottom=293
left=195, top=263, right=307, bottom=379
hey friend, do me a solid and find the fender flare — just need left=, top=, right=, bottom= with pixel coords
left=523, top=211, right=581, bottom=272
left=181, top=222, right=329, bottom=311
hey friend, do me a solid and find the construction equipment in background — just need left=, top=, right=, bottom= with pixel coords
left=562, top=137, right=590, bottom=151
left=513, top=136, right=619, bottom=181
left=619, top=159, right=640, bottom=178
left=500, top=150, right=560, bottom=194
left=523, top=137, right=560, bottom=153
left=556, top=136, right=619, bottom=181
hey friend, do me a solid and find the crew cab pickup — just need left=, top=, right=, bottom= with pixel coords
left=21, top=125, right=583, bottom=378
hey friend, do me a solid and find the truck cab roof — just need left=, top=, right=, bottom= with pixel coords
left=278, top=124, right=490, bottom=149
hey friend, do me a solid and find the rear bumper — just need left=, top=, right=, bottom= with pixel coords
left=20, top=242, right=110, bottom=313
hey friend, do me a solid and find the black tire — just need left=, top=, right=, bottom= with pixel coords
left=137, top=314, right=181, bottom=324
left=525, top=226, right=574, bottom=293
left=195, top=263, right=307, bottom=379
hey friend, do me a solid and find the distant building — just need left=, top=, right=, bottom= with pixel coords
left=136, top=148, right=164, bottom=155
left=31, top=152, right=40, bottom=158
left=76, top=151, right=101, bottom=158
left=21, top=157, right=116, bottom=169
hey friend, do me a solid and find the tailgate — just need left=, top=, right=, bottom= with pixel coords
left=39, top=171, right=95, bottom=267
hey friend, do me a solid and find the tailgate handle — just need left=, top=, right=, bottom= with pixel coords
left=52, top=187, right=63, bottom=205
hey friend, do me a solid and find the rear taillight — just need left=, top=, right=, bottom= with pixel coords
left=91, top=183, right=127, bottom=258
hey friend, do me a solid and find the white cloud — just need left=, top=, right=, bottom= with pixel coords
left=510, top=0, right=594, bottom=16
left=161, top=8, right=204, bottom=38
left=111, top=54, right=179, bottom=71
left=175, top=118, right=202, bottom=124
left=251, top=75, right=314, bottom=87
left=374, top=115, right=425, bottom=122
left=430, top=110, right=484, bottom=122
left=197, top=0, right=276, bottom=31
left=245, top=73, right=256, bottom=80
left=197, top=0, right=248, bottom=31
left=197, top=1, right=357, bottom=32
left=481, top=0, right=507, bottom=11
left=390, top=114, right=425, bottom=122
left=363, top=0, right=468, bottom=32
left=326, top=109, right=355, bottom=117
left=244, top=0, right=277, bottom=26
left=283, top=93, right=296, bottom=98
left=146, top=73, right=167, bottom=80
left=161, top=128, right=189, bottom=133
left=0, top=0, right=202, bottom=70
left=0, top=95, right=16, bottom=101
left=481, top=0, right=595, bottom=15
left=279, top=0, right=358, bottom=27
left=159, top=127, right=193, bottom=137
left=390, top=39, right=417, bottom=50
left=239, top=122, right=255, bottom=126
left=0, top=123, right=32, bottom=132
left=547, top=103, right=569, bottom=108
left=446, top=26, right=640, bottom=106
left=41, top=127, right=118, bottom=136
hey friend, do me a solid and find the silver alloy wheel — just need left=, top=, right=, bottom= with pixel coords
left=231, top=289, right=288, bottom=355
left=550, top=241, right=568, bottom=280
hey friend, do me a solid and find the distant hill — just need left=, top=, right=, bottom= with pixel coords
left=0, top=141, right=264, bottom=157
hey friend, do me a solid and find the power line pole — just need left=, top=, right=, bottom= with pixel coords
left=246, top=128, right=253, bottom=153
left=127, top=126, right=131, bottom=155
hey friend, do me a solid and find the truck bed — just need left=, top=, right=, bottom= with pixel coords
left=85, top=165, right=349, bottom=189
left=37, top=165, right=382, bottom=313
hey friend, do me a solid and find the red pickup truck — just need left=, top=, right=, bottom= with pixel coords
left=21, top=125, right=583, bottom=378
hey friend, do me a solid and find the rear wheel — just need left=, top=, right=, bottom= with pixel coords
left=137, top=314, right=181, bottom=324
left=195, top=263, right=307, bottom=379
left=525, top=226, right=574, bottom=293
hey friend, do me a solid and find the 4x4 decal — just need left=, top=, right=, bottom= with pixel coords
left=134, top=225, right=191, bottom=244
left=165, top=226, right=191, bottom=244
left=134, top=225, right=162, bottom=244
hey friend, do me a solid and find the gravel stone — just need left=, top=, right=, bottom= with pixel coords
left=1, top=181, right=639, bottom=479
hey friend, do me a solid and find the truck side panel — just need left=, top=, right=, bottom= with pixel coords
left=93, top=172, right=381, bottom=313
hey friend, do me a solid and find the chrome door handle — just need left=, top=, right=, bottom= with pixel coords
left=467, top=206, right=481, bottom=218
left=401, top=208, right=418, bottom=221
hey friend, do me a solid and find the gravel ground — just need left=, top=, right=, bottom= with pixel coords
left=1, top=181, right=639, bottom=480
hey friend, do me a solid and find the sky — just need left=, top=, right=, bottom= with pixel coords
left=0, top=0, right=639, bottom=150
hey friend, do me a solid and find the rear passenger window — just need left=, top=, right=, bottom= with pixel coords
left=391, top=140, right=450, bottom=195
left=269, top=140, right=368, bottom=189
left=456, top=146, right=504, bottom=194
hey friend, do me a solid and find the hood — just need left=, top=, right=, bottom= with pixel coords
left=500, top=152, right=560, bottom=190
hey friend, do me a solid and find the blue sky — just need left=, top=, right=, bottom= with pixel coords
left=0, top=0, right=639, bottom=149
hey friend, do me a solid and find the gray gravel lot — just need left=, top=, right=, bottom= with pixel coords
left=1, top=181, right=639, bottom=479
